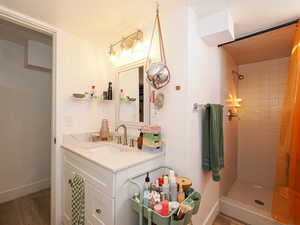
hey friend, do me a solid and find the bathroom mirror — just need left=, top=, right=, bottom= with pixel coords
left=116, top=60, right=150, bottom=127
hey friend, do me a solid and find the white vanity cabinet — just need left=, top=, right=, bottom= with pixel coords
left=63, top=148, right=164, bottom=225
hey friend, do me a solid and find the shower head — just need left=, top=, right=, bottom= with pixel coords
left=232, top=70, right=245, bottom=80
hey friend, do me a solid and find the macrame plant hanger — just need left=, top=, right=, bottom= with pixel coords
left=145, top=3, right=170, bottom=90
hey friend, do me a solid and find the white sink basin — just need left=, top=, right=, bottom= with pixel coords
left=88, top=145, right=121, bottom=153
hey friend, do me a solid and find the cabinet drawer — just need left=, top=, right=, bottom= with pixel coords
left=86, top=182, right=114, bottom=225
left=64, top=150, right=115, bottom=197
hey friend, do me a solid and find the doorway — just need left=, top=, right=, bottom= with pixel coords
left=219, top=22, right=297, bottom=224
left=0, top=18, right=53, bottom=225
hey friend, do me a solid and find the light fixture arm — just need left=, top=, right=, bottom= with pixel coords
left=108, top=30, right=143, bottom=54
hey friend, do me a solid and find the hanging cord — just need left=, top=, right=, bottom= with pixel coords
left=146, top=4, right=159, bottom=70
left=146, top=3, right=170, bottom=89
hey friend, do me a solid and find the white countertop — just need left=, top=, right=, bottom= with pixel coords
left=62, top=133, right=165, bottom=173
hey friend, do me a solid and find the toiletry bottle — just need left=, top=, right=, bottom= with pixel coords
left=108, top=82, right=112, bottom=100
left=177, top=184, right=185, bottom=203
left=91, top=85, right=95, bottom=97
left=162, top=176, right=170, bottom=199
left=103, top=91, right=108, bottom=100
left=143, top=190, right=150, bottom=206
left=144, top=172, right=150, bottom=190
left=120, top=89, right=124, bottom=101
left=137, top=132, right=143, bottom=150
left=154, top=203, right=162, bottom=215
left=158, top=177, right=164, bottom=192
left=169, top=170, right=178, bottom=201
left=161, top=200, right=169, bottom=216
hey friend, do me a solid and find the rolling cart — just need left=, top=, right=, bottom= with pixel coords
left=128, top=166, right=201, bottom=225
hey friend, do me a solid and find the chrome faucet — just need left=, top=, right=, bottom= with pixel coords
left=115, top=124, right=128, bottom=145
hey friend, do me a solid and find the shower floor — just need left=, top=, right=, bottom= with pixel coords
left=227, top=180, right=273, bottom=213
left=220, top=180, right=282, bottom=225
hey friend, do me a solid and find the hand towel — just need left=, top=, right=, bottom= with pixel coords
left=202, top=104, right=224, bottom=182
left=71, top=174, right=85, bottom=225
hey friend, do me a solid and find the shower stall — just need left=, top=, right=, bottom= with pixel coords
left=219, top=21, right=298, bottom=225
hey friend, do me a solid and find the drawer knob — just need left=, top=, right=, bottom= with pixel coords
left=96, top=209, right=102, bottom=214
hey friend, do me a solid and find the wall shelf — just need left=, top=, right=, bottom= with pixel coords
left=71, top=96, right=113, bottom=102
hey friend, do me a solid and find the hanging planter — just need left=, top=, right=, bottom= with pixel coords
left=146, top=4, right=171, bottom=90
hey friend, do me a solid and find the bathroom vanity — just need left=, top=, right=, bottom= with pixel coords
left=62, top=134, right=165, bottom=225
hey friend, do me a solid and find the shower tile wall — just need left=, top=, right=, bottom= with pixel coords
left=237, top=57, right=289, bottom=188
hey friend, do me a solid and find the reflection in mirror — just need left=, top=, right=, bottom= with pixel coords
left=118, top=65, right=145, bottom=124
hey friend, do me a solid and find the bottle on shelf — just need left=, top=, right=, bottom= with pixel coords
left=108, top=82, right=112, bottom=100
left=90, top=85, right=96, bottom=97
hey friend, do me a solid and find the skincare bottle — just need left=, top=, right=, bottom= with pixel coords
left=144, top=172, right=150, bottom=190
left=177, top=184, right=185, bottom=203
left=143, top=190, right=150, bottom=206
left=108, top=82, right=112, bottom=100
left=169, top=171, right=178, bottom=201
left=154, top=203, right=162, bottom=215
left=161, top=200, right=169, bottom=216
left=120, top=89, right=125, bottom=101
left=137, top=132, right=143, bottom=150
left=90, top=85, right=95, bottom=97
left=162, top=176, right=169, bottom=199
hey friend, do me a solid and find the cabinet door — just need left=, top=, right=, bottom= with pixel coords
left=63, top=164, right=73, bottom=225
left=86, top=182, right=114, bottom=225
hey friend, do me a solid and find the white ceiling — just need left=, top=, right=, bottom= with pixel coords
left=191, top=0, right=300, bottom=38
left=0, top=0, right=299, bottom=43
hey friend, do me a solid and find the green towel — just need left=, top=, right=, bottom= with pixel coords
left=202, top=104, right=224, bottom=182
left=71, top=174, right=85, bottom=225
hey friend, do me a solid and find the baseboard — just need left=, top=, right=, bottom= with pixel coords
left=0, top=178, right=50, bottom=204
left=203, top=200, right=220, bottom=225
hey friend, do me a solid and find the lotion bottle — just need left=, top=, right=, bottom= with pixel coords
left=169, top=171, right=178, bottom=201
left=162, top=176, right=169, bottom=199
left=177, top=184, right=185, bottom=203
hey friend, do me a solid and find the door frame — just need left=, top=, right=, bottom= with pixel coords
left=0, top=5, right=63, bottom=225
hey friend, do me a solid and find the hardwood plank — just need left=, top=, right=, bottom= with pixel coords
left=0, top=189, right=50, bottom=225
left=0, top=200, right=22, bottom=225
left=213, top=214, right=247, bottom=225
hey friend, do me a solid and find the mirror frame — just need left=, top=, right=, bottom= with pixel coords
left=115, top=59, right=150, bottom=128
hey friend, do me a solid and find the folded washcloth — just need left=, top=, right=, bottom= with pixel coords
left=141, top=125, right=161, bottom=134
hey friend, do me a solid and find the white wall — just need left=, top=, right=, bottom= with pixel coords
left=237, top=57, right=289, bottom=188
left=61, top=33, right=112, bottom=134
left=185, top=8, right=240, bottom=224
left=0, top=39, right=51, bottom=202
left=99, top=3, right=240, bottom=224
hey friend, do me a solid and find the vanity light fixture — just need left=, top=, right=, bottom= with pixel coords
left=108, top=30, right=143, bottom=58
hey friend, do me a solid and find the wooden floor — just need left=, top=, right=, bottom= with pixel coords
left=0, top=189, right=50, bottom=225
left=213, top=214, right=247, bottom=225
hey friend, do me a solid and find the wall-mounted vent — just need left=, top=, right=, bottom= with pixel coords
left=26, top=40, right=52, bottom=71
